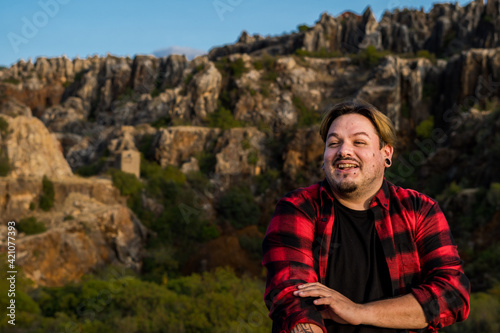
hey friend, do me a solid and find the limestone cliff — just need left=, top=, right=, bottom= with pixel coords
left=1, top=1, right=500, bottom=284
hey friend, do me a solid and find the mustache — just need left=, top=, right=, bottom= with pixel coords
left=332, top=157, right=360, bottom=165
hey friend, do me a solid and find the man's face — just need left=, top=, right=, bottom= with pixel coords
left=323, top=113, right=393, bottom=198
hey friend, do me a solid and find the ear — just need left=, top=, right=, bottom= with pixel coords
left=382, top=144, right=393, bottom=160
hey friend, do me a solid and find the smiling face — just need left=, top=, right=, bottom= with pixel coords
left=323, top=113, right=393, bottom=202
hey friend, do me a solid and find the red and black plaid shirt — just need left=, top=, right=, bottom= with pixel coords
left=262, top=179, right=470, bottom=333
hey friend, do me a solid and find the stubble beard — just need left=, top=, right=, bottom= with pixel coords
left=330, top=174, right=358, bottom=194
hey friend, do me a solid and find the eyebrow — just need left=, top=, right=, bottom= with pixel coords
left=326, top=132, right=372, bottom=140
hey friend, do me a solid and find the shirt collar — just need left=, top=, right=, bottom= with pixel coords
left=370, top=178, right=390, bottom=210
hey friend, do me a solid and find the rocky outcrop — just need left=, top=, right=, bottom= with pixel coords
left=154, top=126, right=221, bottom=169
left=283, top=125, right=324, bottom=180
left=13, top=192, right=146, bottom=287
left=0, top=176, right=125, bottom=223
left=2, top=115, right=73, bottom=179
left=214, top=127, right=267, bottom=176
left=209, top=1, right=499, bottom=59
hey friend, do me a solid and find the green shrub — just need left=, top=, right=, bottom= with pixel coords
left=73, top=69, right=87, bottom=82
left=416, top=116, right=434, bottom=139
left=151, top=115, right=172, bottom=129
left=0, top=116, right=8, bottom=136
left=422, top=82, right=436, bottom=101
left=197, top=151, right=217, bottom=174
left=254, top=168, right=280, bottom=195
left=416, top=50, right=437, bottom=64
left=17, top=216, right=47, bottom=235
left=138, top=134, right=156, bottom=160
left=351, top=45, right=389, bottom=68
left=293, top=96, right=322, bottom=127
left=295, top=48, right=342, bottom=58
left=184, top=73, right=194, bottom=85
left=75, top=157, right=107, bottom=176
left=229, top=58, right=248, bottom=78
left=241, top=139, right=251, bottom=150
left=29, top=202, right=36, bottom=211
left=39, top=175, right=55, bottom=211
left=0, top=149, right=10, bottom=177
left=297, top=24, right=309, bottom=32
left=207, top=106, right=242, bottom=129
left=247, top=150, right=259, bottom=165
left=487, top=182, right=500, bottom=207
left=238, top=235, right=263, bottom=260
left=262, top=70, right=278, bottom=82
left=28, top=267, right=271, bottom=333
left=217, top=186, right=259, bottom=229
left=2, top=77, right=21, bottom=85
left=109, top=168, right=143, bottom=197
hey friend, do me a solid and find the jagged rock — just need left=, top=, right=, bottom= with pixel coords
left=2, top=115, right=72, bottom=178
left=188, top=60, right=222, bottom=119
left=355, top=56, right=436, bottom=134
left=158, top=54, right=189, bottom=89
left=302, top=13, right=343, bottom=53
left=41, top=97, right=87, bottom=132
left=108, top=126, right=138, bottom=154
left=13, top=192, right=146, bottom=287
left=0, top=176, right=126, bottom=223
left=214, top=127, right=267, bottom=176
left=283, top=125, right=324, bottom=180
left=131, top=55, right=159, bottom=94
left=181, top=156, right=201, bottom=174
left=153, top=126, right=221, bottom=168
left=0, top=98, right=32, bottom=117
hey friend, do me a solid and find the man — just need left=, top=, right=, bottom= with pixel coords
left=262, top=101, right=470, bottom=333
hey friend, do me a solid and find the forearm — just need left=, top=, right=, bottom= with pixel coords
left=360, top=293, right=428, bottom=329
left=291, top=323, right=324, bottom=333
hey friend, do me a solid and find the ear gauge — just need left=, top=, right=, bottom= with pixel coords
left=385, top=158, right=392, bottom=167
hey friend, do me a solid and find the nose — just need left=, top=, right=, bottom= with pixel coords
left=336, top=142, right=353, bottom=157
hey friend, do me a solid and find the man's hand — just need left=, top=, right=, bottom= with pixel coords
left=293, top=282, right=364, bottom=325
left=293, top=282, right=428, bottom=330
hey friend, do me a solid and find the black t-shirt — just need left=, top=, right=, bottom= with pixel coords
left=325, top=200, right=402, bottom=333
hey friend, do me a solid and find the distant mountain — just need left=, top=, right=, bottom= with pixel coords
left=152, top=46, right=206, bottom=60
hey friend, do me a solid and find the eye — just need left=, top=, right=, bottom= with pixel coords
left=328, top=141, right=340, bottom=147
left=354, top=141, right=366, bottom=145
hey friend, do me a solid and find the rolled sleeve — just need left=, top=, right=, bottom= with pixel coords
left=262, top=197, right=326, bottom=333
left=412, top=200, right=471, bottom=330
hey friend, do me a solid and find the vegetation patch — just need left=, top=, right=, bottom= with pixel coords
left=39, top=175, right=55, bottom=211
left=2, top=77, right=21, bottom=85
left=16, top=216, right=47, bottom=235
left=217, top=186, right=259, bottom=229
left=207, top=106, right=243, bottom=129
left=295, top=48, right=342, bottom=58
left=350, top=45, right=390, bottom=68
left=75, top=156, right=107, bottom=177
left=293, top=96, right=322, bottom=127
left=415, top=116, right=434, bottom=139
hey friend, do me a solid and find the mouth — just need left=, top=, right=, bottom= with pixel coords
left=333, top=160, right=360, bottom=171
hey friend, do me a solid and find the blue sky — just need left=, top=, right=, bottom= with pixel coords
left=0, top=0, right=473, bottom=67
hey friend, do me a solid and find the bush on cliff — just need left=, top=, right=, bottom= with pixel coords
left=39, top=175, right=55, bottom=211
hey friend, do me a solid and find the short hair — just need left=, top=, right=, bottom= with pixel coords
left=319, top=101, right=397, bottom=149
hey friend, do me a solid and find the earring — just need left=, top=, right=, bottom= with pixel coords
left=385, top=158, right=392, bottom=167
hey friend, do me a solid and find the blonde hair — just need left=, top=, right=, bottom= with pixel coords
left=319, top=101, right=397, bottom=148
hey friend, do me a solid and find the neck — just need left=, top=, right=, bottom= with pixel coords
left=329, top=179, right=384, bottom=210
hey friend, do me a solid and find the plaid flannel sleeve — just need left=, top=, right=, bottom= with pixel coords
left=262, top=196, right=326, bottom=333
left=410, top=198, right=471, bottom=331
